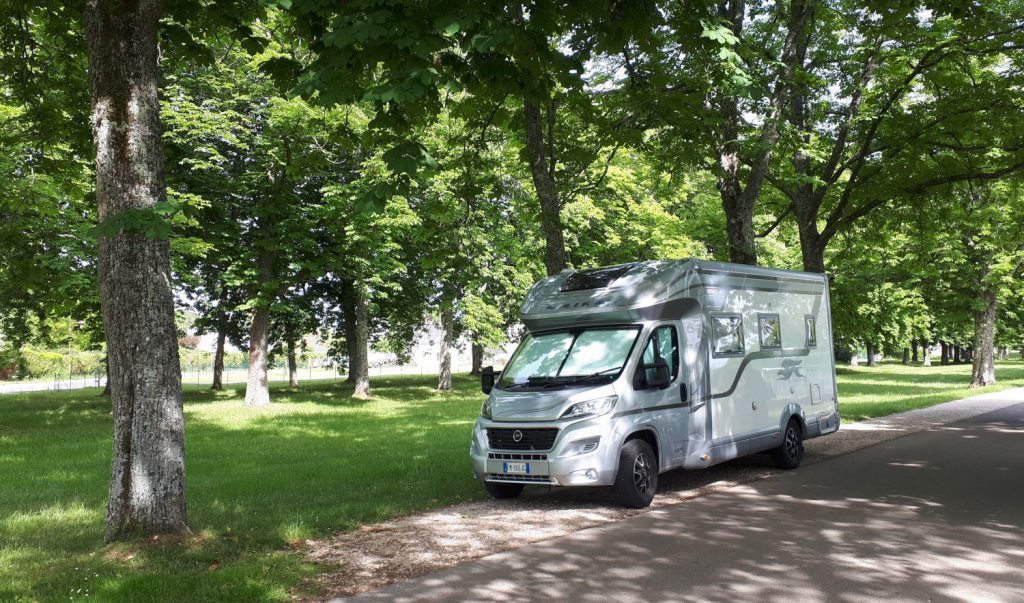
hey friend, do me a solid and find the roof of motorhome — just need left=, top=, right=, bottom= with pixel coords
left=519, top=259, right=827, bottom=327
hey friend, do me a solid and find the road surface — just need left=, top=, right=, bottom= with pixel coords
left=349, top=400, right=1024, bottom=602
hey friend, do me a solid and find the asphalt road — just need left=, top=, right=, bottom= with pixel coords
left=351, top=401, right=1024, bottom=603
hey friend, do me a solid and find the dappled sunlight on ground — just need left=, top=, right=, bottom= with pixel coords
left=346, top=402, right=1024, bottom=603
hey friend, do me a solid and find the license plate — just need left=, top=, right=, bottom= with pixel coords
left=503, top=462, right=530, bottom=474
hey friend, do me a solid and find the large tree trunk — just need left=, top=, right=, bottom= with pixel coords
left=437, top=306, right=454, bottom=392
left=953, top=345, right=962, bottom=364
left=244, top=227, right=276, bottom=406
left=86, top=0, right=188, bottom=541
left=523, top=98, right=567, bottom=276
left=971, top=290, right=997, bottom=387
left=797, top=224, right=827, bottom=273
left=350, top=283, right=371, bottom=398
left=902, top=347, right=910, bottom=365
left=912, top=340, right=919, bottom=364
left=470, top=340, right=484, bottom=375
left=866, top=342, right=877, bottom=367
left=211, top=330, right=226, bottom=391
left=244, top=306, right=271, bottom=406
left=342, top=285, right=358, bottom=384
left=287, top=339, right=299, bottom=388
left=720, top=184, right=759, bottom=265
left=940, top=342, right=949, bottom=365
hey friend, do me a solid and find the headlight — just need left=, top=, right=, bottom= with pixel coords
left=560, top=395, right=618, bottom=420
left=480, top=398, right=493, bottom=419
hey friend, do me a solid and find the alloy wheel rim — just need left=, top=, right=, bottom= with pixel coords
left=633, top=452, right=652, bottom=493
left=785, top=427, right=800, bottom=459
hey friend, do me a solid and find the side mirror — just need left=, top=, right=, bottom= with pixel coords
left=481, top=366, right=496, bottom=394
left=635, top=358, right=671, bottom=390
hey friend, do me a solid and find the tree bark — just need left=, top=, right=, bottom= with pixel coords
left=287, top=339, right=299, bottom=388
left=796, top=217, right=827, bottom=273
left=86, top=0, right=188, bottom=541
left=244, top=305, right=271, bottom=406
left=940, top=342, right=949, bottom=365
left=953, top=345, right=962, bottom=364
left=437, top=306, right=454, bottom=391
left=902, top=347, right=910, bottom=365
left=523, top=97, right=567, bottom=276
left=244, top=222, right=276, bottom=406
left=912, top=340, right=919, bottom=364
left=211, top=329, right=226, bottom=390
left=470, top=340, right=484, bottom=375
left=971, top=290, right=997, bottom=387
left=866, top=342, right=877, bottom=367
left=342, top=284, right=358, bottom=384
left=350, top=283, right=371, bottom=398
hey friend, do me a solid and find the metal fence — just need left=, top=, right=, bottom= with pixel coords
left=0, top=361, right=476, bottom=395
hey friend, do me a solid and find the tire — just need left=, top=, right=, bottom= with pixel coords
left=613, top=439, right=658, bottom=508
left=484, top=481, right=524, bottom=499
left=772, top=419, right=804, bottom=470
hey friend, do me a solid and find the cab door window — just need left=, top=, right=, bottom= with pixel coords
left=639, top=326, right=680, bottom=384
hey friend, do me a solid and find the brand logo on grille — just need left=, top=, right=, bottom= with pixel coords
left=512, top=430, right=524, bottom=442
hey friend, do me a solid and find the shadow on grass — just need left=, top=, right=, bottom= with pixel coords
left=0, top=373, right=485, bottom=602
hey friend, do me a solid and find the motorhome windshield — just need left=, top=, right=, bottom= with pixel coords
left=497, top=326, right=640, bottom=389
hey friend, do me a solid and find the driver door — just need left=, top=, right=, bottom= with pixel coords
left=633, top=324, right=688, bottom=464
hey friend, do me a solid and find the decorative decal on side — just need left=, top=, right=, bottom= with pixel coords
left=778, top=359, right=805, bottom=381
left=541, top=299, right=614, bottom=311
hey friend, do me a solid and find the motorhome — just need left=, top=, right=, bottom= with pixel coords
left=471, top=260, right=840, bottom=508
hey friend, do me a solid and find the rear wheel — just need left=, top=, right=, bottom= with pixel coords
left=613, top=439, right=658, bottom=508
left=771, top=419, right=804, bottom=469
left=484, top=481, right=524, bottom=499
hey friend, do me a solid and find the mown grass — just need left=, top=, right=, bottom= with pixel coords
left=836, top=358, right=1024, bottom=421
left=2, top=360, right=1023, bottom=601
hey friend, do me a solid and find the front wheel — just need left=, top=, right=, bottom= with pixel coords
left=484, top=481, right=524, bottom=499
left=771, top=420, right=804, bottom=470
left=613, top=439, right=658, bottom=508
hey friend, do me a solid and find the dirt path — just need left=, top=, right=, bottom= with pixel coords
left=302, top=389, right=1024, bottom=601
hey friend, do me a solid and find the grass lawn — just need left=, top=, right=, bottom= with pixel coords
left=2, top=359, right=1023, bottom=602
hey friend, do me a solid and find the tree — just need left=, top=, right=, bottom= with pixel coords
left=84, top=0, right=188, bottom=540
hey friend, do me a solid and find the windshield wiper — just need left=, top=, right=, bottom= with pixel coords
left=549, top=367, right=624, bottom=386
left=502, top=367, right=623, bottom=390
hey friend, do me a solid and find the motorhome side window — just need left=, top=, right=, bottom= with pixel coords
left=758, top=314, right=782, bottom=350
left=711, top=314, right=744, bottom=357
left=805, top=315, right=817, bottom=348
left=641, top=326, right=680, bottom=383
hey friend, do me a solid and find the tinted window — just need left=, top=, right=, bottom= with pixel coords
left=712, top=315, right=744, bottom=356
left=759, top=314, right=782, bottom=349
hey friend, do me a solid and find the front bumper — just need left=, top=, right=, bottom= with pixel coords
left=470, top=417, right=620, bottom=487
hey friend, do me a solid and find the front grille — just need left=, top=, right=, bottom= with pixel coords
left=486, top=473, right=554, bottom=484
left=488, top=452, right=548, bottom=461
left=486, top=427, right=559, bottom=451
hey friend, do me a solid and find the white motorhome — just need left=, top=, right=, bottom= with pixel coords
left=471, top=260, right=839, bottom=507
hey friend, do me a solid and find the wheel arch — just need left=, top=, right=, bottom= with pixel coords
left=779, top=403, right=807, bottom=437
left=623, top=427, right=662, bottom=470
